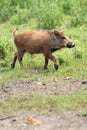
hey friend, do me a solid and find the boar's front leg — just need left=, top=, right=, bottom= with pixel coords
left=45, top=52, right=59, bottom=70
left=44, top=57, right=49, bottom=69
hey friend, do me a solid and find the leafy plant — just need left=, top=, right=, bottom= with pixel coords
left=36, top=1, right=63, bottom=29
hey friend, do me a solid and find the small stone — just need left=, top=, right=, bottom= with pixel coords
left=38, top=82, right=42, bottom=85
left=42, top=83, right=46, bottom=86
left=26, top=116, right=41, bottom=125
left=82, top=80, right=87, bottom=84
left=54, top=78, right=58, bottom=82
left=65, top=77, right=71, bottom=80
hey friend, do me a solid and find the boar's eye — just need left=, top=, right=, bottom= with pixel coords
left=61, top=37, right=66, bottom=40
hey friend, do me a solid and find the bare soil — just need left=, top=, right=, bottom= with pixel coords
left=0, top=78, right=87, bottom=130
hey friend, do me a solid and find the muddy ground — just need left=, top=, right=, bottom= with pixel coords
left=0, top=78, right=87, bottom=130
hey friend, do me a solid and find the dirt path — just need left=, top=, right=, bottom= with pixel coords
left=0, top=110, right=87, bottom=130
left=0, top=79, right=87, bottom=98
left=0, top=78, right=87, bottom=130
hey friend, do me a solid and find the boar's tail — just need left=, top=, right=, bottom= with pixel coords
left=12, top=28, right=19, bottom=36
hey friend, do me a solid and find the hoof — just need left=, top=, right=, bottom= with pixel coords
left=44, top=66, right=48, bottom=70
left=11, top=63, right=15, bottom=69
left=54, top=64, right=58, bottom=70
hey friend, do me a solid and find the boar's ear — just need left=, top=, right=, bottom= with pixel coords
left=54, top=30, right=60, bottom=36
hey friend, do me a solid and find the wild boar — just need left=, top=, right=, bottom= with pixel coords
left=11, top=29, right=75, bottom=70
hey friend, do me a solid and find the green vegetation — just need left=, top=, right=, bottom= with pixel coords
left=0, top=0, right=87, bottom=113
left=0, top=91, right=87, bottom=112
left=78, top=111, right=87, bottom=117
left=0, top=0, right=87, bottom=28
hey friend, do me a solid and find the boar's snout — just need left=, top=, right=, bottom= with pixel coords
left=66, top=42, right=75, bottom=48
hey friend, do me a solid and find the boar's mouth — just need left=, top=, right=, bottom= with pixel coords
left=50, top=47, right=59, bottom=53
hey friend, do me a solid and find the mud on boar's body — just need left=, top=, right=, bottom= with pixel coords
left=11, top=29, right=75, bottom=70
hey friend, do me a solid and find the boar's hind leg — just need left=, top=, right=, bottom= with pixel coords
left=11, top=52, right=17, bottom=68
left=17, top=51, right=25, bottom=68
left=11, top=50, right=25, bottom=69
left=46, top=52, right=58, bottom=70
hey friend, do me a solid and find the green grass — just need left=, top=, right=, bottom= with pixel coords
left=78, top=111, right=87, bottom=117
left=0, top=91, right=87, bottom=113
